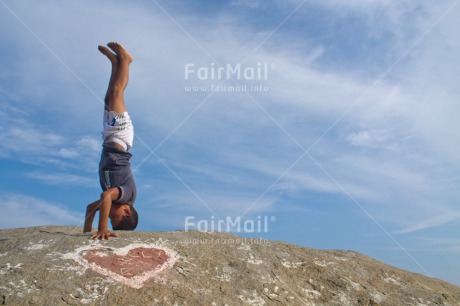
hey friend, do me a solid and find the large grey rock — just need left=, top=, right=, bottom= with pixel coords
left=0, top=226, right=458, bottom=305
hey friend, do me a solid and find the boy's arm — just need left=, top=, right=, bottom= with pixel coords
left=90, top=188, right=120, bottom=240
left=83, top=199, right=101, bottom=233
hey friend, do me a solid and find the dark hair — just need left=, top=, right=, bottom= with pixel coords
left=113, top=206, right=138, bottom=230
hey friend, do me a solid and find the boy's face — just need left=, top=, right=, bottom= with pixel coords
left=109, top=204, right=132, bottom=228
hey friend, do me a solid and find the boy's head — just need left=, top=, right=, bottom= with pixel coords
left=109, top=204, right=138, bottom=230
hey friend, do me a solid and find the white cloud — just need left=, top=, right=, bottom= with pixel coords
left=0, top=193, right=82, bottom=229
left=397, top=212, right=460, bottom=234
left=418, top=237, right=460, bottom=254
left=346, top=129, right=392, bottom=148
left=0, top=123, right=64, bottom=153
left=0, top=104, right=100, bottom=171
left=141, top=190, right=277, bottom=231
left=148, top=190, right=276, bottom=217
left=26, top=171, right=97, bottom=188
left=77, top=135, right=101, bottom=154
left=230, top=0, right=262, bottom=9
left=147, top=2, right=458, bottom=233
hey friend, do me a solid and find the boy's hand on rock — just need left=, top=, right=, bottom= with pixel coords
left=90, top=229, right=118, bottom=240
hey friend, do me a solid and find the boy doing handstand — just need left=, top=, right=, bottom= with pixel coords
left=83, top=42, right=138, bottom=239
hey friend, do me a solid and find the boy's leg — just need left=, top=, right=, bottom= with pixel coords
left=98, top=45, right=119, bottom=111
left=99, top=42, right=135, bottom=151
left=105, top=42, right=133, bottom=114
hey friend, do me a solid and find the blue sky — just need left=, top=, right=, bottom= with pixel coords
left=0, top=0, right=459, bottom=286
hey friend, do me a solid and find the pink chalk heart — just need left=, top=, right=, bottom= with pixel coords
left=71, top=243, right=177, bottom=288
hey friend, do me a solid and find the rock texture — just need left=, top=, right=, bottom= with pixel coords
left=0, top=226, right=459, bottom=305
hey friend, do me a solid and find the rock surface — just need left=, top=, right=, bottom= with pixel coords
left=0, top=226, right=459, bottom=305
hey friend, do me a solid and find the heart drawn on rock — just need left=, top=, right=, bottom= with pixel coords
left=70, top=243, right=177, bottom=288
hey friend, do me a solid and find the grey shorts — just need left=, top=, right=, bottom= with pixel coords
left=101, top=111, right=134, bottom=151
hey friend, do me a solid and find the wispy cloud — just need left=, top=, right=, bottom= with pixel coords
left=141, top=190, right=277, bottom=231
left=0, top=104, right=100, bottom=171
left=417, top=236, right=460, bottom=254
left=230, top=0, right=263, bottom=10
left=0, top=193, right=82, bottom=229
left=26, top=171, right=97, bottom=188
left=398, top=213, right=460, bottom=234
left=106, top=1, right=460, bottom=234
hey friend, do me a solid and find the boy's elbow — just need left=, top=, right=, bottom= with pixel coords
left=100, top=190, right=112, bottom=200
left=101, top=188, right=119, bottom=201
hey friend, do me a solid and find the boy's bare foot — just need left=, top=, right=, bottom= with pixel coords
left=98, top=45, right=118, bottom=65
left=107, top=42, right=133, bottom=63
